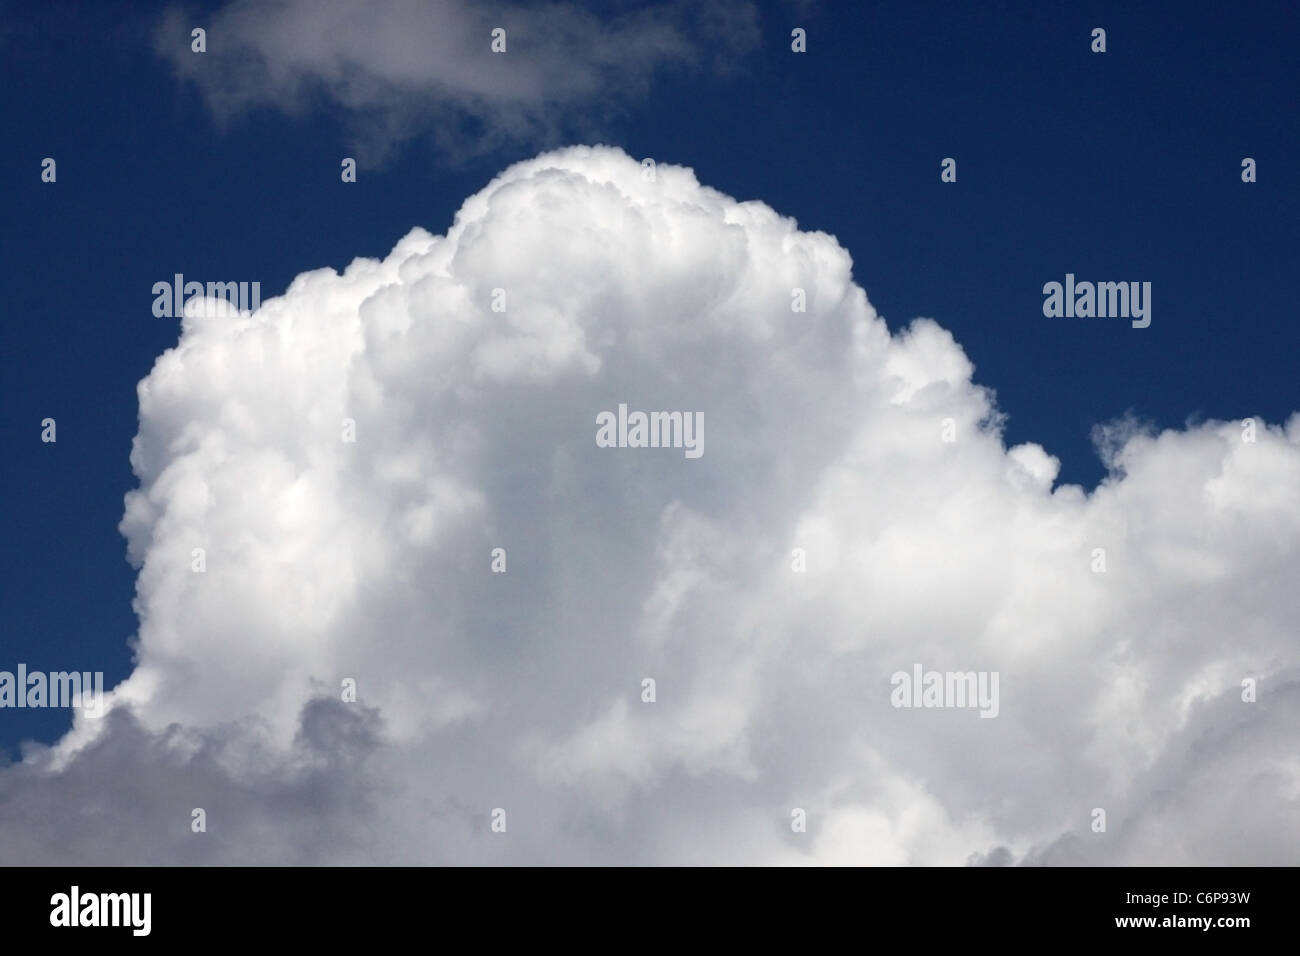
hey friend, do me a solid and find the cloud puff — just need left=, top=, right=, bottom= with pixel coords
left=154, top=0, right=760, bottom=162
left=4, top=145, right=1298, bottom=864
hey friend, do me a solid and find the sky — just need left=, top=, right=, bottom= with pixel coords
left=0, top=0, right=1297, bottom=865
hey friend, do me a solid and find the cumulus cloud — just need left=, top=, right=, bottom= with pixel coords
left=3, top=145, right=1298, bottom=864
left=153, top=0, right=760, bottom=162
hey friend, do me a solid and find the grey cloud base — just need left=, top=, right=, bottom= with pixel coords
left=4, top=146, right=1298, bottom=865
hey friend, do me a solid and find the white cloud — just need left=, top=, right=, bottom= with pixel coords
left=3, top=145, right=1298, bottom=864
left=154, top=0, right=760, bottom=162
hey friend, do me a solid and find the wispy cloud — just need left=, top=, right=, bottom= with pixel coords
left=153, top=0, right=761, bottom=163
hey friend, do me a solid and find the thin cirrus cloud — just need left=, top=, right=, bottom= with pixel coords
left=152, top=0, right=762, bottom=161
left=2, top=146, right=1297, bottom=865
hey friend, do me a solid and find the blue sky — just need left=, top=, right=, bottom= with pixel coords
left=0, top=0, right=1296, bottom=776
